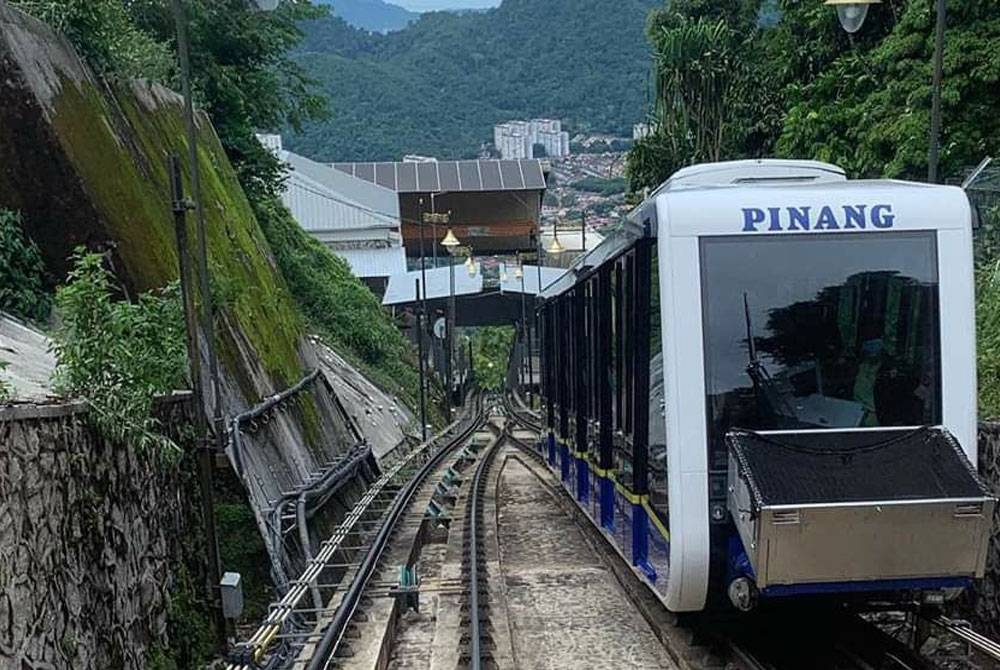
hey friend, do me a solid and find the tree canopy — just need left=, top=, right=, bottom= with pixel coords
left=627, top=0, right=1000, bottom=190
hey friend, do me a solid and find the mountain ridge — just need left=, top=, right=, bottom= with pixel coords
left=288, top=0, right=659, bottom=161
left=312, top=0, right=419, bottom=33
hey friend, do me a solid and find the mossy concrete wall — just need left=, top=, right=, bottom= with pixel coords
left=0, top=3, right=360, bottom=511
left=0, top=397, right=212, bottom=669
left=965, top=423, right=1000, bottom=636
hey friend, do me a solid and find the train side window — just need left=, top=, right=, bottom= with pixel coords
left=648, top=245, right=669, bottom=522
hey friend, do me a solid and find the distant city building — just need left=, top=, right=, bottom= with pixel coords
left=494, top=118, right=570, bottom=159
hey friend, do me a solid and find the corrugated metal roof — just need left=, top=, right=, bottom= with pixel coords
left=332, top=159, right=547, bottom=193
left=280, top=150, right=400, bottom=234
left=382, top=266, right=484, bottom=305
left=0, top=313, right=57, bottom=403
left=331, top=247, right=407, bottom=279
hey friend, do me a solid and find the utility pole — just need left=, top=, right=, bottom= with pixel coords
left=415, top=278, right=427, bottom=442
left=927, top=0, right=946, bottom=183
left=170, top=0, right=225, bottom=644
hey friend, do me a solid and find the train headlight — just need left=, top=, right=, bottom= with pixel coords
left=824, top=0, right=879, bottom=33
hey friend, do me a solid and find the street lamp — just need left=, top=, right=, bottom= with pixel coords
left=824, top=0, right=944, bottom=182
left=824, top=0, right=879, bottom=33
left=440, top=223, right=460, bottom=414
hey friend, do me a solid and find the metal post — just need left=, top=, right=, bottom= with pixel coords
left=172, top=0, right=224, bottom=439
left=447, top=252, right=455, bottom=412
left=415, top=278, right=427, bottom=442
left=928, top=0, right=946, bottom=183
left=168, top=155, right=225, bottom=645
left=581, top=211, right=586, bottom=253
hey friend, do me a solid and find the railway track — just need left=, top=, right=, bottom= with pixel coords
left=225, top=396, right=488, bottom=670
left=501, top=392, right=1000, bottom=670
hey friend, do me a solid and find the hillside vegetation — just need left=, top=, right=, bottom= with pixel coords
left=288, top=0, right=660, bottom=161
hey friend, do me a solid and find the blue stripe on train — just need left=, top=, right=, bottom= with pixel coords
left=762, top=576, right=972, bottom=597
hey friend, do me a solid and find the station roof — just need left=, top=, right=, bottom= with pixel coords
left=332, top=247, right=407, bottom=279
left=382, top=266, right=483, bottom=305
left=281, top=149, right=399, bottom=232
left=332, top=159, right=547, bottom=193
left=381, top=265, right=564, bottom=306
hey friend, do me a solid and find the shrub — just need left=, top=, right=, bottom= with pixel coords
left=52, top=250, right=187, bottom=454
left=0, top=209, right=52, bottom=323
left=252, top=197, right=431, bottom=414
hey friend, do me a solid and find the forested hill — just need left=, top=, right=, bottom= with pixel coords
left=287, top=0, right=661, bottom=161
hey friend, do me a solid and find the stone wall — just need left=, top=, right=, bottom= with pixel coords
left=961, top=423, right=1000, bottom=637
left=0, top=397, right=211, bottom=669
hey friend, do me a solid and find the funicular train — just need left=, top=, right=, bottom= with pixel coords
left=533, top=159, right=996, bottom=612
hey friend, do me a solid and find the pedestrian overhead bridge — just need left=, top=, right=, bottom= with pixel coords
left=382, top=265, right=564, bottom=327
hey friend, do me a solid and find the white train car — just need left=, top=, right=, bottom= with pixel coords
left=535, top=159, right=995, bottom=612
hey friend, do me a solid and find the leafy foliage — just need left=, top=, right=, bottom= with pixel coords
left=11, top=0, right=174, bottom=79
left=0, top=361, right=11, bottom=403
left=977, top=257, right=1000, bottom=418
left=472, top=326, right=513, bottom=391
left=628, top=0, right=1000, bottom=190
left=288, top=0, right=661, bottom=161
left=52, top=251, right=187, bottom=455
left=252, top=198, right=427, bottom=410
left=0, top=209, right=52, bottom=323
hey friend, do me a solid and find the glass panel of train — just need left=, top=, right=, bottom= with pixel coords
left=700, top=231, right=941, bottom=469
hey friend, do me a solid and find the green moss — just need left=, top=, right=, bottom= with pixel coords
left=47, top=76, right=306, bottom=395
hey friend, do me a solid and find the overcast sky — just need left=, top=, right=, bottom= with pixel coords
left=393, top=0, right=500, bottom=10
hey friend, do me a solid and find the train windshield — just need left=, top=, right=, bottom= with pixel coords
left=700, top=231, right=941, bottom=448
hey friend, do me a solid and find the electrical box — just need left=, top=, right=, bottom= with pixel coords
left=220, top=572, right=244, bottom=620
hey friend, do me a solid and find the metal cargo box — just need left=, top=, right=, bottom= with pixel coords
left=727, top=427, right=995, bottom=590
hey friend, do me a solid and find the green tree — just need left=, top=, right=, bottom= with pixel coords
left=52, top=250, right=187, bottom=454
left=472, top=326, right=514, bottom=391
left=0, top=209, right=52, bottom=323
left=776, top=0, right=1000, bottom=179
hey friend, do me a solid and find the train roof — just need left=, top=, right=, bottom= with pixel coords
left=539, top=161, right=972, bottom=300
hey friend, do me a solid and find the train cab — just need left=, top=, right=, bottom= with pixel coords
left=535, top=159, right=995, bottom=613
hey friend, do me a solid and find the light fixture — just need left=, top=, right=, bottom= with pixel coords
left=514, top=265, right=524, bottom=280
left=441, top=228, right=460, bottom=248
left=467, top=261, right=478, bottom=278
left=547, top=235, right=565, bottom=255
left=824, top=0, right=879, bottom=33
left=464, top=254, right=475, bottom=271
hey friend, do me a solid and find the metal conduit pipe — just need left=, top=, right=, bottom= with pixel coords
left=305, top=410, right=487, bottom=670
left=297, top=493, right=323, bottom=611
left=226, top=404, right=478, bottom=670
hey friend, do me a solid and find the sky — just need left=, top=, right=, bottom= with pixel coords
left=392, top=0, right=500, bottom=10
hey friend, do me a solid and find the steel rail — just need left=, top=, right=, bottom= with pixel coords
left=226, top=402, right=481, bottom=670
left=467, top=428, right=503, bottom=670
left=928, top=615, right=1000, bottom=661
left=303, top=402, right=488, bottom=670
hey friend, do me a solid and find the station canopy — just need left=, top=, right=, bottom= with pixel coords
left=333, top=159, right=548, bottom=257
left=332, top=159, right=546, bottom=193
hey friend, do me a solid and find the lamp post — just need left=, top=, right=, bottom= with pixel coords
left=927, top=0, right=946, bottom=183
left=824, top=0, right=945, bottom=182
left=439, top=220, right=460, bottom=413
